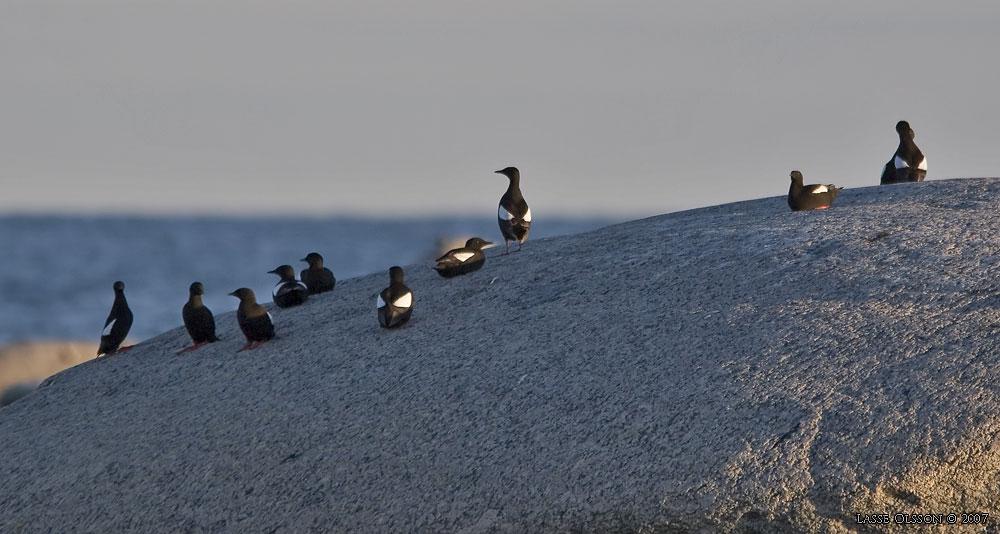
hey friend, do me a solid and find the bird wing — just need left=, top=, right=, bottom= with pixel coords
left=392, top=291, right=413, bottom=308
left=436, top=249, right=474, bottom=265
left=499, top=204, right=531, bottom=222
left=102, top=318, right=116, bottom=336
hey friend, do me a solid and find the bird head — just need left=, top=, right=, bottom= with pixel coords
left=494, top=167, right=520, bottom=181
left=465, top=237, right=496, bottom=250
left=896, top=120, right=915, bottom=138
left=228, top=288, right=256, bottom=302
left=268, top=265, right=296, bottom=280
left=300, top=252, right=323, bottom=267
left=389, top=266, right=405, bottom=283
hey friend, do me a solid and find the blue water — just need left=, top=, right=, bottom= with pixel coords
left=0, top=215, right=617, bottom=345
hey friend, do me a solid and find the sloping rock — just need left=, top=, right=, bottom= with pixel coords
left=2, top=178, right=1000, bottom=533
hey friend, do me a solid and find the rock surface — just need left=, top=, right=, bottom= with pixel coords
left=3, top=178, right=1000, bottom=533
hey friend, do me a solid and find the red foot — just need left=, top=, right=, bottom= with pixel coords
left=117, top=345, right=135, bottom=352
left=176, top=342, right=206, bottom=355
left=814, top=205, right=830, bottom=210
left=237, top=341, right=264, bottom=352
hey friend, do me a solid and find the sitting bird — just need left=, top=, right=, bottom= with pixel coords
left=787, top=170, right=842, bottom=211
left=377, top=266, right=413, bottom=328
left=229, top=288, right=275, bottom=351
left=178, top=282, right=219, bottom=354
left=495, top=166, right=532, bottom=254
left=880, top=120, right=927, bottom=184
left=268, top=265, right=309, bottom=308
left=300, top=252, right=336, bottom=294
left=434, top=237, right=495, bottom=278
left=98, top=281, right=134, bottom=356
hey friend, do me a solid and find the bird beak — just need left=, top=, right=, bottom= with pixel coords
left=482, top=241, right=496, bottom=249
left=299, top=257, right=308, bottom=262
left=267, top=269, right=277, bottom=274
left=228, top=291, right=237, bottom=297
left=494, top=170, right=503, bottom=174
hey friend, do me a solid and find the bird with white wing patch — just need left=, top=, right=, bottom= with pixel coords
left=268, top=265, right=309, bottom=308
left=229, top=288, right=275, bottom=352
left=880, top=120, right=927, bottom=184
left=98, top=280, right=134, bottom=356
left=787, top=170, right=842, bottom=211
left=377, top=266, right=413, bottom=329
left=434, top=237, right=494, bottom=278
left=495, top=166, right=531, bottom=254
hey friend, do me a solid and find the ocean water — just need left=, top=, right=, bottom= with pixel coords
left=0, top=215, right=616, bottom=345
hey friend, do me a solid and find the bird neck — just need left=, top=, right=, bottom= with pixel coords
left=506, top=179, right=522, bottom=202
left=188, top=294, right=204, bottom=307
left=114, top=291, right=128, bottom=307
left=898, top=131, right=919, bottom=152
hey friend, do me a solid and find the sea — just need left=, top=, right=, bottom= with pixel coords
left=0, top=215, right=618, bottom=345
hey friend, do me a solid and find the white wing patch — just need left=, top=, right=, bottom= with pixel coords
left=917, top=157, right=927, bottom=170
left=272, top=282, right=282, bottom=297
left=499, top=205, right=531, bottom=222
left=392, top=292, right=412, bottom=308
left=266, top=312, right=273, bottom=323
left=894, top=156, right=908, bottom=169
left=296, top=282, right=308, bottom=291
left=376, top=295, right=386, bottom=309
left=811, top=185, right=829, bottom=194
left=453, top=251, right=475, bottom=262
left=102, top=319, right=115, bottom=336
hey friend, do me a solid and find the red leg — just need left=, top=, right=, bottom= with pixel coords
left=117, top=345, right=134, bottom=353
left=501, top=240, right=511, bottom=256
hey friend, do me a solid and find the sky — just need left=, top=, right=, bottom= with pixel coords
left=2, top=0, right=998, bottom=217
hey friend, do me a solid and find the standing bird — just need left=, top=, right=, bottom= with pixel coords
left=495, top=166, right=531, bottom=254
left=788, top=170, right=842, bottom=211
left=377, top=266, right=413, bottom=328
left=299, top=252, right=336, bottom=294
left=98, top=281, right=134, bottom=356
left=268, top=265, right=309, bottom=308
left=229, top=288, right=275, bottom=351
left=434, top=237, right=495, bottom=278
left=880, top=120, right=927, bottom=184
left=177, top=282, right=219, bottom=354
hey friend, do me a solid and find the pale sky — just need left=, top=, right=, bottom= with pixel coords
left=2, top=0, right=998, bottom=217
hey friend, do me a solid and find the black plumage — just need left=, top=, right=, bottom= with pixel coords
left=377, top=266, right=413, bottom=329
left=268, top=265, right=309, bottom=308
left=178, top=281, right=219, bottom=354
left=300, top=252, right=336, bottom=294
left=229, top=288, right=275, bottom=351
left=98, top=280, right=133, bottom=356
left=788, top=170, right=842, bottom=212
left=495, top=166, right=531, bottom=254
left=880, top=120, right=927, bottom=184
left=434, top=237, right=494, bottom=278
